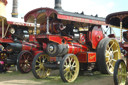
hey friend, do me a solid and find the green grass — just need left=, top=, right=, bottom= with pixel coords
left=0, top=70, right=112, bottom=85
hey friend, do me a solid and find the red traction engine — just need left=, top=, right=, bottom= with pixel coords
left=0, top=17, right=42, bottom=73
left=24, top=7, right=121, bottom=82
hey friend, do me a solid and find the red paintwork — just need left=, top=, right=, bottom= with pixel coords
left=58, top=14, right=106, bottom=25
left=87, top=52, right=96, bottom=63
left=77, top=52, right=96, bottom=63
left=90, top=26, right=104, bottom=49
left=50, top=57, right=56, bottom=62
left=22, top=35, right=40, bottom=51
left=7, top=21, right=36, bottom=27
left=22, top=42, right=39, bottom=51
left=36, top=34, right=72, bottom=44
left=67, top=42, right=87, bottom=54
left=33, top=51, right=43, bottom=56
left=77, top=52, right=87, bottom=63
left=0, top=38, right=13, bottom=43
left=29, top=35, right=37, bottom=42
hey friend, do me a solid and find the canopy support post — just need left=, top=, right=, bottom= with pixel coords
left=34, top=18, right=37, bottom=35
left=120, top=21, right=122, bottom=42
left=46, top=17, right=50, bottom=34
left=2, top=18, right=4, bottom=39
left=4, top=24, right=10, bottom=38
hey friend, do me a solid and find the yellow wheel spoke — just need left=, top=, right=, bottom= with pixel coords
left=36, top=68, right=41, bottom=73
left=113, top=49, right=118, bottom=54
left=109, top=42, right=114, bottom=50
left=36, top=60, right=41, bottom=64
left=72, top=61, right=76, bottom=67
left=111, top=59, right=117, bottom=62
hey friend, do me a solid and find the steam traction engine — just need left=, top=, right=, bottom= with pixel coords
left=0, top=16, right=42, bottom=73
left=24, top=6, right=121, bottom=82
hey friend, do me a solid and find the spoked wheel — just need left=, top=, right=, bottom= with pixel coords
left=97, top=38, right=121, bottom=74
left=32, top=53, right=51, bottom=79
left=0, top=51, right=8, bottom=61
left=60, top=54, right=79, bottom=82
left=17, top=50, right=33, bottom=73
left=114, top=59, right=127, bottom=85
left=0, top=51, right=9, bottom=72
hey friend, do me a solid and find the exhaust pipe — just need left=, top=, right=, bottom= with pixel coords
left=12, top=0, right=18, bottom=18
left=54, top=0, right=62, bottom=10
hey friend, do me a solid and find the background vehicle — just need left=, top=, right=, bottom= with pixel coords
left=106, top=11, right=128, bottom=85
left=0, top=16, right=43, bottom=73
left=0, top=0, right=43, bottom=73
left=24, top=0, right=121, bottom=82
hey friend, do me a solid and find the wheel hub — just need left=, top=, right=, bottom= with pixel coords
left=39, top=63, right=44, bottom=69
left=70, top=66, right=74, bottom=71
left=49, top=45, right=54, bottom=52
left=25, top=60, right=28, bottom=63
left=110, top=51, right=114, bottom=59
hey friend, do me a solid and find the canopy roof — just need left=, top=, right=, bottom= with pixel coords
left=24, top=7, right=106, bottom=25
left=0, top=16, right=39, bottom=27
left=106, top=11, right=128, bottom=29
left=0, top=0, right=7, bottom=5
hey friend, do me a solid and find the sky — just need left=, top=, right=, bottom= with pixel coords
left=6, top=0, right=128, bottom=18
left=5, top=0, right=128, bottom=36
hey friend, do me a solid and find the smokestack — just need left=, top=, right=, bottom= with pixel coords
left=54, top=0, right=62, bottom=10
left=12, top=0, right=18, bottom=18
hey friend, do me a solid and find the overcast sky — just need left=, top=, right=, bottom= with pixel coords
left=6, top=0, right=128, bottom=18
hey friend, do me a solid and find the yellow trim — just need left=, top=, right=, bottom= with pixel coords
left=4, top=24, right=10, bottom=38
left=120, top=22, right=122, bottom=42
left=2, top=18, right=4, bottom=38
left=11, top=13, right=18, bottom=15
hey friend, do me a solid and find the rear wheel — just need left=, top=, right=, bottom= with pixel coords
left=17, top=50, right=33, bottom=73
left=97, top=38, right=121, bottom=74
left=32, top=53, right=51, bottom=79
left=114, top=59, right=127, bottom=85
left=60, top=54, right=79, bottom=82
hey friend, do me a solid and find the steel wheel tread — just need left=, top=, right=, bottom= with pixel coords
left=17, top=50, right=33, bottom=73
left=60, top=54, right=79, bottom=82
left=32, top=52, right=51, bottom=79
left=114, top=59, right=127, bottom=85
left=98, top=38, right=121, bottom=74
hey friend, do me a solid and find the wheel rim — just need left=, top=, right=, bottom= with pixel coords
left=105, top=39, right=121, bottom=74
left=35, top=54, right=51, bottom=78
left=62, top=54, right=79, bottom=82
left=117, top=61, right=127, bottom=85
left=19, top=52, right=33, bottom=72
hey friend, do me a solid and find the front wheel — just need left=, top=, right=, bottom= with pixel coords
left=114, top=59, right=127, bottom=85
left=32, top=53, right=51, bottom=79
left=60, top=54, right=79, bottom=82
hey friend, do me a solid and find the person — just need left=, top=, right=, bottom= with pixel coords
left=0, top=61, right=6, bottom=73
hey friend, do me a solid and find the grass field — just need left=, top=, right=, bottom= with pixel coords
left=0, top=68, right=115, bottom=85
